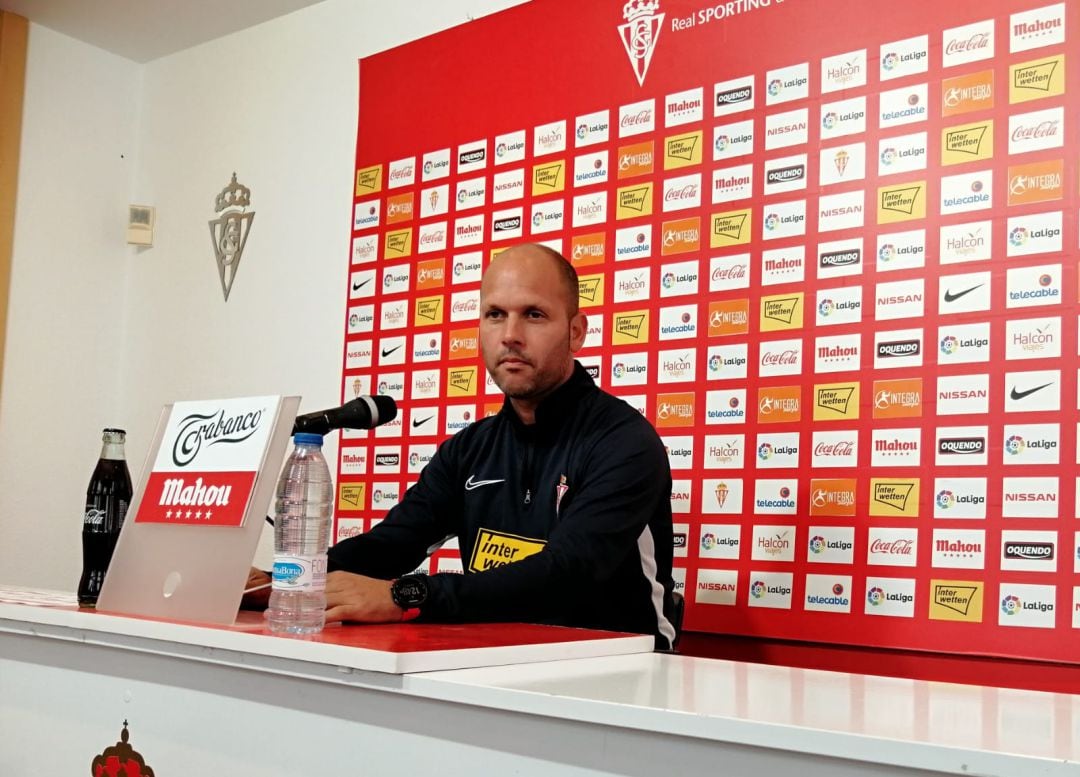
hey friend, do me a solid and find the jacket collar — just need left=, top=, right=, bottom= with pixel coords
left=499, top=360, right=594, bottom=434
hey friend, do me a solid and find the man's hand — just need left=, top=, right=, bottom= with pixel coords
left=324, top=571, right=404, bottom=623
left=240, top=567, right=272, bottom=610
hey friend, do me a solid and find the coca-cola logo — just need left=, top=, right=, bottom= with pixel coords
left=1011, top=121, right=1059, bottom=141
left=945, top=33, right=990, bottom=54
left=761, top=349, right=799, bottom=366
left=172, top=408, right=264, bottom=467
left=814, top=441, right=855, bottom=456
left=621, top=109, right=652, bottom=127
left=870, top=538, right=914, bottom=554
left=712, top=265, right=747, bottom=281
left=665, top=185, right=699, bottom=202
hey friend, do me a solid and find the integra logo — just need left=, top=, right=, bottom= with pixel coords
left=819, top=249, right=860, bottom=267
left=938, top=437, right=986, bottom=455
left=374, top=453, right=400, bottom=467
left=877, top=339, right=920, bottom=358
left=716, top=86, right=752, bottom=105
left=493, top=216, right=522, bottom=232
left=766, top=164, right=805, bottom=184
left=1003, top=542, right=1053, bottom=560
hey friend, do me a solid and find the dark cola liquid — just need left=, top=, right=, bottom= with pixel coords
left=77, top=456, right=132, bottom=607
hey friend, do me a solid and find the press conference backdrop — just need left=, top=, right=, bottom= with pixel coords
left=334, top=0, right=1079, bottom=662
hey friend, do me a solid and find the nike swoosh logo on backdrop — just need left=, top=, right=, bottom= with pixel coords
left=1010, top=383, right=1053, bottom=401
left=352, top=279, right=372, bottom=291
left=412, top=416, right=433, bottom=428
left=382, top=345, right=403, bottom=357
left=464, top=476, right=506, bottom=491
left=943, top=284, right=983, bottom=303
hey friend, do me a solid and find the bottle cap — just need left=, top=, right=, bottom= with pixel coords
left=293, top=433, right=324, bottom=446
left=102, top=428, right=126, bottom=442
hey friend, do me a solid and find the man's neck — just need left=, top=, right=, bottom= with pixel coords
left=508, top=361, right=577, bottom=425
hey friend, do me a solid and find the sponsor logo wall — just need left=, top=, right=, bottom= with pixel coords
left=343, top=0, right=1080, bottom=662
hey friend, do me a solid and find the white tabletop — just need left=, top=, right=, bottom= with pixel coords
left=407, top=652, right=1080, bottom=776
left=0, top=585, right=652, bottom=674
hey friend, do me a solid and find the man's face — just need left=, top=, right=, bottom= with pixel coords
left=479, top=248, right=586, bottom=404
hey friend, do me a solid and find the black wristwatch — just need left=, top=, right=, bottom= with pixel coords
left=390, top=574, right=429, bottom=609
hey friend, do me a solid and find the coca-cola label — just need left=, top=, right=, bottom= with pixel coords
left=810, top=429, right=858, bottom=468
left=942, top=18, right=994, bottom=68
left=759, top=337, right=803, bottom=377
left=662, top=173, right=702, bottom=212
left=387, top=156, right=416, bottom=189
left=709, top=254, right=751, bottom=293
left=1008, top=106, right=1064, bottom=155
left=619, top=98, right=656, bottom=138
left=867, top=528, right=919, bottom=568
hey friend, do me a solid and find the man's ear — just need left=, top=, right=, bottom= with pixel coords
left=569, top=312, right=588, bottom=352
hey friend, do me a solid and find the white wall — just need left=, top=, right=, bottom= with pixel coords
left=0, top=0, right=526, bottom=589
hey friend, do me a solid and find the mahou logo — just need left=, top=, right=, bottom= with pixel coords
left=618, top=0, right=664, bottom=86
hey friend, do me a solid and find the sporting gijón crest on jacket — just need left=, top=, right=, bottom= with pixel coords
left=328, top=362, right=677, bottom=648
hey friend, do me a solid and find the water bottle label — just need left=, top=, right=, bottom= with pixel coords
left=271, top=554, right=328, bottom=591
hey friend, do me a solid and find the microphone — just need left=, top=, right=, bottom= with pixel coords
left=292, top=395, right=398, bottom=435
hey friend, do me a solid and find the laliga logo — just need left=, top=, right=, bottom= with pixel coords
left=172, top=408, right=264, bottom=467
left=618, top=0, right=664, bottom=87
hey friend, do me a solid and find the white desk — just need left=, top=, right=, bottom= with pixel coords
left=1, top=589, right=1077, bottom=776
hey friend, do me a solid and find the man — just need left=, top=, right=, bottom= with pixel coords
left=255, top=243, right=677, bottom=648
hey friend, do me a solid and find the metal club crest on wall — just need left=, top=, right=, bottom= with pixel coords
left=208, top=173, right=254, bottom=301
left=618, top=0, right=665, bottom=87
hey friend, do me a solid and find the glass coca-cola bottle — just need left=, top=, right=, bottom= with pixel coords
left=77, top=428, right=133, bottom=607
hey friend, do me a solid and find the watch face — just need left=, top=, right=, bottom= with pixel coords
left=394, top=576, right=428, bottom=607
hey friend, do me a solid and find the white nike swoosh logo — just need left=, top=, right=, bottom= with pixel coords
left=464, top=476, right=505, bottom=491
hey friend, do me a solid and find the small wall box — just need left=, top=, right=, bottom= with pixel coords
left=127, top=205, right=155, bottom=246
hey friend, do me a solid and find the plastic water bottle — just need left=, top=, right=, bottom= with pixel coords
left=267, top=433, right=333, bottom=635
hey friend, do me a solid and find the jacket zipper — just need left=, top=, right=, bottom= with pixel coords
left=522, top=437, right=533, bottom=506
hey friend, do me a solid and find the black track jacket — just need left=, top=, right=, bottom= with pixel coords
left=328, top=362, right=677, bottom=649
